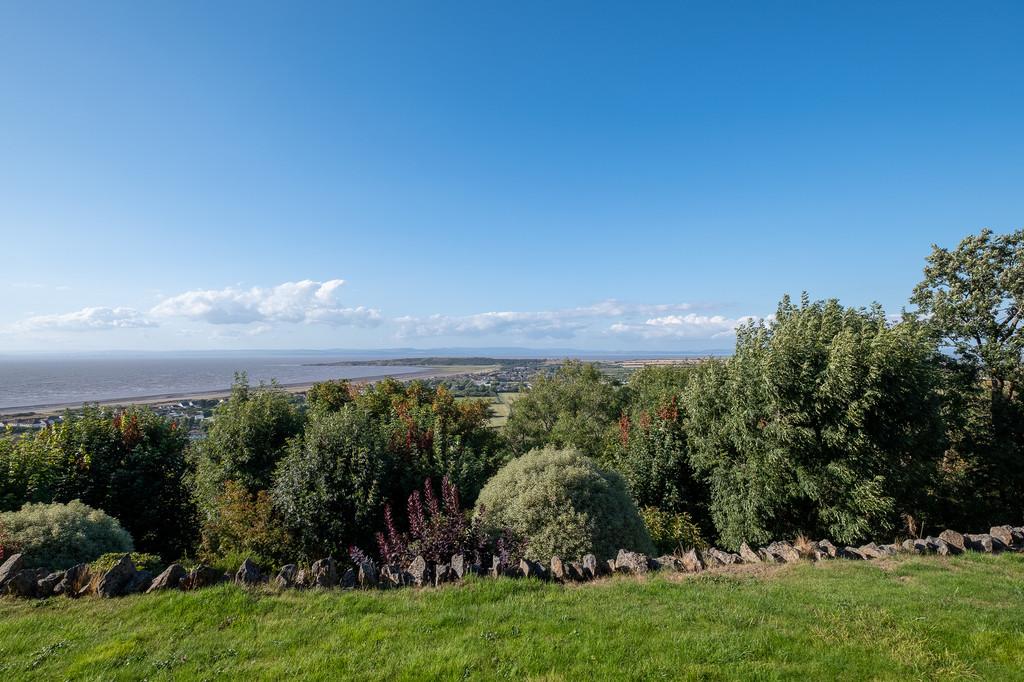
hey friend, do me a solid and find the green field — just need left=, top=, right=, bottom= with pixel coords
left=1, top=553, right=1022, bottom=680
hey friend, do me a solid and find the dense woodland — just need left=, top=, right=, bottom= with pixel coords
left=2, top=228, right=1024, bottom=571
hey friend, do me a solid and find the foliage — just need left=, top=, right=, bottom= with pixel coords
left=474, top=446, right=655, bottom=561
left=199, top=480, right=291, bottom=565
left=0, top=500, right=133, bottom=569
left=273, top=404, right=394, bottom=560
left=639, top=506, right=706, bottom=555
left=90, top=552, right=165, bottom=575
left=0, top=517, right=15, bottom=563
left=0, top=406, right=194, bottom=560
left=375, top=477, right=487, bottom=565
left=305, top=379, right=354, bottom=414
left=189, top=374, right=304, bottom=509
left=685, top=295, right=947, bottom=549
left=503, top=361, right=626, bottom=459
left=912, top=228, right=1024, bottom=527
left=911, top=228, right=1024, bottom=392
left=273, top=380, right=503, bottom=560
left=607, top=365, right=709, bottom=535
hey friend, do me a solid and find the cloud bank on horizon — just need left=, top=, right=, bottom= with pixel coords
left=2, top=278, right=758, bottom=350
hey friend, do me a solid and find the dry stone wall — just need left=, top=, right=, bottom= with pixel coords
left=2, top=525, right=1022, bottom=600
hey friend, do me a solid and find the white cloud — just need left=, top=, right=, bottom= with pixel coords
left=396, top=300, right=724, bottom=340
left=608, top=313, right=760, bottom=339
left=150, top=279, right=382, bottom=327
left=12, top=307, right=156, bottom=332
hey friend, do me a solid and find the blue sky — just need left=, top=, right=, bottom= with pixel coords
left=1, top=2, right=1022, bottom=352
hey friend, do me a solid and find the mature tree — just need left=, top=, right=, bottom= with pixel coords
left=504, top=361, right=626, bottom=459
left=188, top=374, right=304, bottom=512
left=912, top=228, right=1024, bottom=526
left=912, top=228, right=1024, bottom=396
left=272, top=405, right=392, bottom=559
left=607, top=365, right=708, bottom=531
left=305, top=379, right=353, bottom=415
left=685, top=295, right=947, bottom=549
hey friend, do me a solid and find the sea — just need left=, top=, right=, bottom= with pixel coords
left=0, top=354, right=426, bottom=411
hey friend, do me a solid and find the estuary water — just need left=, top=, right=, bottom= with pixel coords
left=0, top=355, right=426, bottom=411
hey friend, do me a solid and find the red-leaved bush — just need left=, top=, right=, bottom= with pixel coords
left=367, top=476, right=524, bottom=566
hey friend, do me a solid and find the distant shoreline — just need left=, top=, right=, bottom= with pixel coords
left=0, top=366, right=477, bottom=419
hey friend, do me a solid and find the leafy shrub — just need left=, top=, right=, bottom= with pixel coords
left=639, top=507, right=706, bottom=555
left=474, top=446, right=654, bottom=561
left=378, top=473, right=497, bottom=561
left=0, top=406, right=195, bottom=560
left=0, top=518, right=17, bottom=563
left=504, top=361, right=625, bottom=459
left=0, top=500, right=133, bottom=569
left=273, top=380, right=503, bottom=560
left=201, top=480, right=291, bottom=565
left=91, top=552, right=165, bottom=575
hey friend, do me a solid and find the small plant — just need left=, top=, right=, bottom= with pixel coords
left=640, top=507, right=706, bottom=554
left=792, top=534, right=817, bottom=559
left=90, top=552, right=166, bottom=575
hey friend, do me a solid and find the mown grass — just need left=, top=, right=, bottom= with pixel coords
left=1, top=553, right=1023, bottom=680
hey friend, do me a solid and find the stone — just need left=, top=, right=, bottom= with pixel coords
left=615, top=549, right=650, bottom=575
left=765, top=541, right=800, bottom=564
left=939, top=529, right=966, bottom=554
left=924, top=537, right=950, bottom=556
left=36, top=571, right=63, bottom=598
left=739, top=543, right=761, bottom=563
left=567, top=562, right=585, bottom=581
left=654, top=555, right=684, bottom=572
left=990, top=526, right=1014, bottom=548
left=97, top=555, right=138, bottom=598
left=757, top=548, right=778, bottom=563
left=311, top=557, right=338, bottom=588
left=183, top=565, right=224, bottom=590
left=274, top=564, right=298, bottom=589
left=817, top=540, right=838, bottom=558
left=236, top=558, right=262, bottom=586
left=681, top=548, right=705, bottom=573
left=605, top=559, right=617, bottom=574
left=1011, top=527, right=1024, bottom=545
left=54, top=563, right=90, bottom=597
left=550, top=556, right=567, bottom=581
left=435, top=563, right=453, bottom=586
left=358, top=560, right=378, bottom=588
left=4, top=569, right=37, bottom=597
left=408, top=556, right=431, bottom=587
left=451, top=554, right=467, bottom=580
left=341, top=567, right=356, bottom=588
left=901, top=539, right=922, bottom=554
left=381, top=563, right=410, bottom=587
left=581, top=554, right=600, bottom=580
left=707, top=548, right=741, bottom=565
left=858, top=543, right=886, bottom=559
left=147, top=564, right=187, bottom=593
left=913, top=539, right=931, bottom=554
left=878, top=544, right=900, bottom=556
left=965, top=534, right=995, bottom=553
left=0, top=553, right=24, bottom=586
left=840, top=547, right=866, bottom=560
left=126, top=570, right=153, bottom=595
left=519, top=558, right=546, bottom=579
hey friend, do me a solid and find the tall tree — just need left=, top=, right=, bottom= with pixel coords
left=685, top=295, right=947, bottom=549
left=911, top=228, right=1024, bottom=398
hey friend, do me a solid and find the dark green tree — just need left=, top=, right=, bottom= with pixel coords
left=503, top=360, right=626, bottom=459
left=685, top=295, right=947, bottom=549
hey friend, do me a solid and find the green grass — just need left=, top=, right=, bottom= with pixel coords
left=1, top=553, right=1023, bottom=680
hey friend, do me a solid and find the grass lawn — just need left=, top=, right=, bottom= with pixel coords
left=1, top=553, right=1023, bottom=680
